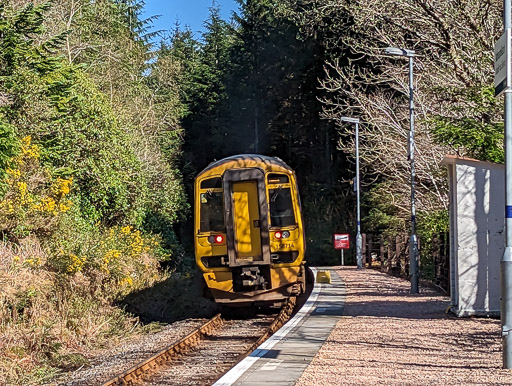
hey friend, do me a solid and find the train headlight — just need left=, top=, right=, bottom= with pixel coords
left=274, top=231, right=290, bottom=240
left=208, top=235, right=225, bottom=244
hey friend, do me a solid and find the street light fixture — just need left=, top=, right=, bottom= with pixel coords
left=384, top=46, right=419, bottom=294
left=340, top=116, right=363, bottom=270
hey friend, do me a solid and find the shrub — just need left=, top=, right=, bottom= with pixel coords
left=47, top=218, right=167, bottom=299
left=0, top=136, right=73, bottom=240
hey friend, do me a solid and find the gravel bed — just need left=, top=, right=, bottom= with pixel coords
left=146, top=316, right=275, bottom=385
left=56, top=318, right=209, bottom=385
left=296, top=267, right=512, bottom=385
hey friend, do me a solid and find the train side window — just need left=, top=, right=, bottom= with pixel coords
left=268, top=187, right=296, bottom=227
left=200, top=191, right=225, bottom=232
left=267, top=174, right=289, bottom=184
left=201, top=177, right=222, bottom=189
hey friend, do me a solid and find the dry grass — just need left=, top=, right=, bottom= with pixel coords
left=0, top=237, right=167, bottom=384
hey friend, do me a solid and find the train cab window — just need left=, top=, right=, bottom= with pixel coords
left=201, top=177, right=222, bottom=189
left=269, top=187, right=296, bottom=227
left=200, top=191, right=224, bottom=232
left=267, top=174, right=289, bottom=184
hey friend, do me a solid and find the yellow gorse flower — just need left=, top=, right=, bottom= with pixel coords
left=32, top=197, right=57, bottom=214
left=59, top=200, right=72, bottom=213
left=130, top=230, right=144, bottom=254
left=24, top=256, right=42, bottom=268
left=21, top=136, right=40, bottom=159
left=6, top=168, right=21, bottom=178
left=119, top=276, right=133, bottom=287
left=66, top=254, right=86, bottom=273
left=54, top=177, right=73, bottom=196
left=103, top=249, right=122, bottom=265
left=17, top=182, right=27, bottom=197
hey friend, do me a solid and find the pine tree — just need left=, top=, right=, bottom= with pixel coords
left=181, top=5, right=235, bottom=171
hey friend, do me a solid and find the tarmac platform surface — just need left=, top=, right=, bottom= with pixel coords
left=215, top=267, right=511, bottom=385
left=214, top=267, right=345, bottom=386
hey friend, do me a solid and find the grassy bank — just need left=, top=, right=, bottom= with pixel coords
left=0, top=233, right=171, bottom=384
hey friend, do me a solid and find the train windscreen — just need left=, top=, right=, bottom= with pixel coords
left=200, top=191, right=224, bottom=232
left=269, top=187, right=296, bottom=227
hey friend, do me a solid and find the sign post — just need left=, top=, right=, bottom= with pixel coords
left=334, top=234, right=350, bottom=266
left=495, top=28, right=511, bottom=97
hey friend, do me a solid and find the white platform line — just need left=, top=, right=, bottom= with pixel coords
left=213, top=267, right=321, bottom=386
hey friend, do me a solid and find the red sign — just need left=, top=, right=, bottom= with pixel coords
left=334, top=234, right=350, bottom=249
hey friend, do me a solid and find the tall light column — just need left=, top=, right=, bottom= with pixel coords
left=501, top=0, right=512, bottom=369
left=384, top=47, right=419, bottom=294
left=341, top=116, right=363, bottom=269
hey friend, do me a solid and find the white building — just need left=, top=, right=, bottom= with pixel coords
left=442, top=155, right=503, bottom=317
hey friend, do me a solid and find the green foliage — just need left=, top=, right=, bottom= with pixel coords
left=47, top=213, right=165, bottom=297
left=0, top=120, right=19, bottom=188
left=430, top=85, right=503, bottom=163
left=45, top=70, right=148, bottom=225
left=0, top=136, right=74, bottom=241
left=0, top=2, right=51, bottom=72
left=416, top=209, right=449, bottom=280
left=1, top=3, right=134, bottom=225
left=0, top=2, right=190, bottom=383
left=1, top=1, right=188, bottom=231
left=5, top=62, right=148, bottom=225
left=417, top=209, right=449, bottom=245
left=165, top=17, right=229, bottom=174
left=170, top=0, right=350, bottom=265
left=300, top=183, right=354, bottom=265
left=362, top=181, right=407, bottom=235
left=63, top=0, right=188, bottom=238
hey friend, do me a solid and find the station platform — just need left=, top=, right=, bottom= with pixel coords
left=214, top=267, right=345, bottom=386
left=215, top=267, right=510, bottom=385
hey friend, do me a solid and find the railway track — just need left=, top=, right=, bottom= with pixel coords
left=103, top=297, right=296, bottom=385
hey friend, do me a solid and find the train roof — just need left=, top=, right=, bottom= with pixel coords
left=197, top=154, right=293, bottom=177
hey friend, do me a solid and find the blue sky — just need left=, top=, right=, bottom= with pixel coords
left=141, top=0, right=239, bottom=39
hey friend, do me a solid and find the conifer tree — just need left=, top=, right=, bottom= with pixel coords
left=180, top=5, right=235, bottom=172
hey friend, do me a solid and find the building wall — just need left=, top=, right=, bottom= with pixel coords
left=447, top=159, right=504, bottom=316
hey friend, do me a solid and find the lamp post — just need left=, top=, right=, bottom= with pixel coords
left=341, top=116, right=363, bottom=269
left=501, top=0, right=512, bottom=369
left=384, top=46, right=419, bottom=294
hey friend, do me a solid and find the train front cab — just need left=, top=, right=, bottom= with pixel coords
left=195, top=163, right=305, bottom=306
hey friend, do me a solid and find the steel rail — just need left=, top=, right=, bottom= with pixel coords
left=103, top=297, right=297, bottom=386
left=103, top=313, right=223, bottom=386
left=234, top=296, right=297, bottom=362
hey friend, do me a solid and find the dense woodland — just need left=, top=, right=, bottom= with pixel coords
left=0, top=0, right=504, bottom=382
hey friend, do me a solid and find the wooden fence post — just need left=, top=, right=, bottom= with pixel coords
left=367, top=234, right=372, bottom=267
left=387, top=236, right=392, bottom=272
left=362, top=233, right=367, bottom=267
left=395, top=235, right=401, bottom=274
left=380, top=235, right=385, bottom=270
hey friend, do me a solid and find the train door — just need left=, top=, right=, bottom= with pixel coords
left=223, top=169, right=270, bottom=269
left=232, top=181, right=262, bottom=260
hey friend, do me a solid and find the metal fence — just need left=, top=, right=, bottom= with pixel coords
left=361, top=233, right=450, bottom=293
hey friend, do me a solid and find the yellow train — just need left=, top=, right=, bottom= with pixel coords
left=194, top=154, right=306, bottom=306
